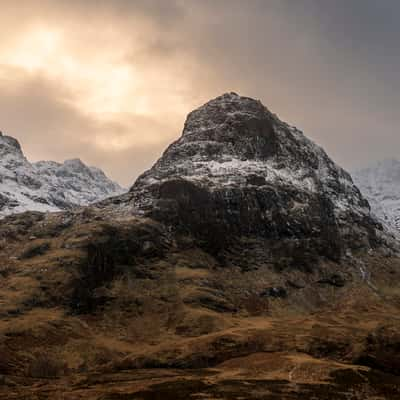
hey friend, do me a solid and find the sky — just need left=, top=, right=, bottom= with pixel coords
left=1, top=0, right=400, bottom=186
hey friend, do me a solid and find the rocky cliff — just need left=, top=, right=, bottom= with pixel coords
left=118, top=93, right=386, bottom=260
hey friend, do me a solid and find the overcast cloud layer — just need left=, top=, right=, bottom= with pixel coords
left=1, top=0, right=400, bottom=186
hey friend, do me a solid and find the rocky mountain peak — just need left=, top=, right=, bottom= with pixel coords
left=59, top=158, right=93, bottom=177
left=130, top=93, right=363, bottom=206
left=0, top=133, right=125, bottom=217
left=63, top=158, right=87, bottom=169
left=0, top=131, right=23, bottom=157
left=132, top=93, right=355, bottom=185
left=180, top=92, right=280, bottom=162
left=122, top=93, right=389, bottom=259
left=183, top=92, right=267, bottom=136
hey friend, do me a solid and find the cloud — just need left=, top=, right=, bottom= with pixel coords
left=0, top=66, right=177, bottom=186
left=1, top=1, right=400, bottom=187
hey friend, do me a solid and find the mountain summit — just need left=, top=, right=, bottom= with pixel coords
left=0, top=132, right=124, bottom=216
left=122, top=93, right=385, bottom=259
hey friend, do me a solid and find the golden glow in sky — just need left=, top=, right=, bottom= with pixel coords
left=0, top=12, right=196, bottom=170
left=1, top=1, right=398, bottom=186
left=0, top=12, right=195, bottom=186
left=3, top=25, right=143, bottom=116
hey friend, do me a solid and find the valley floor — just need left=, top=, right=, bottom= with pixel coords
left=1, top=307, right=400, bottom=399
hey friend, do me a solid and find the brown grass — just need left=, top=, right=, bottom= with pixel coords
left=26, top=353, right=67, bottom=378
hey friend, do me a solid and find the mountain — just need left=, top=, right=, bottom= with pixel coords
left=0, top=131, right=124, bottom=216
left=0, top=94, right=399, bottom=399
left=113, top=92, right=387, bottom=259
left=353, top=159, right=400, bottom=232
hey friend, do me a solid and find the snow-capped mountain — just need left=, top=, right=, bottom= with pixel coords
left=106, top=93, right=385, bottom=257
left=0, top=131, right=124, bottom=217
left=131, top=93, right=367, bottom=216
left=353, top=159, right=400, bottom=231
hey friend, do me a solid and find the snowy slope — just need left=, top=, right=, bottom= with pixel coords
left=0, top=131, right=125, bottom=217
left=353, top=159, right=400, bottom=231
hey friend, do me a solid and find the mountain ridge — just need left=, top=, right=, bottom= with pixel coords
left=0, top=131, right=124, bottom=216
left=353, top=158, right=400, bottom=232
left=107, top=92, right=390, bottom=259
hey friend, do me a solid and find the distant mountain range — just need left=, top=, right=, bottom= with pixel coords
left=0, top=131, right=124, bottom=217
left=353, top=159, right=400, bottom=232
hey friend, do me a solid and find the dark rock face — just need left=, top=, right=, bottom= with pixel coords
left=126, top=93, right=385, bottom=259
left=68, top=221, right=169, bottom=314
left=317, top=273, right=346, bottom=287
left=357, top=325, right=400, bottom=375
